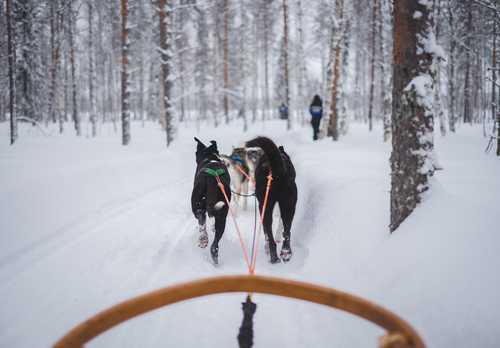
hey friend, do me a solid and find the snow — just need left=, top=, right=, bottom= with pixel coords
left=0, top=121, right=499, bottom=347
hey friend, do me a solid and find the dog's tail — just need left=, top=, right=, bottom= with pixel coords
left=245, top=137, right=285, bottom=178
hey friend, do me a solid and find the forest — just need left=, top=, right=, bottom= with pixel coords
left=1, top=0, right=499, bottom=146
left=1, top=1, right=499, bottom=348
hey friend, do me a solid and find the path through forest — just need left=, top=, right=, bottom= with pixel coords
left=0, top=121, right=499, bottom=347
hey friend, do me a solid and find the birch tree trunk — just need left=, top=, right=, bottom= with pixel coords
left=327, top=0, right=344, bottom=141
left=263, top=2, right=271, bottom=121
left=48, top=0, right=59, bottom=125
left=433, top=0, right=446, bottom=136
left=68, top=4, right=80, bottom=136
left=88, top=1, right=97, bottom=137
left=447, top=0, right=456, bottom=132
left=296, top=0, right=306, bottom=125
left=121, top=0, right=131, bottom=145
left=367, top=0, right=378, bottom=132
left=282, top=0, right=291, bottom=130
left=158, top=0, right=174, bottom=146
left=223, top=0, right=230, bottom=123
left=463, top=2, right=473, bottom=124
left=390, top=0, right=435, bottom=232
left=6, top=0, right=17, bottom=145
left=380, top=0, right=392, bottom=142
left=239, top=0, right=248, bottom=132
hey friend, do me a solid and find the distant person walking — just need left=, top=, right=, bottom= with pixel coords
left=309, top=95, right=323, bottom=140
left=279, top=103, right=289, bottom=120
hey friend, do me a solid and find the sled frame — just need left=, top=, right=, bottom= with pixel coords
left=53, top=274, right=425, bottom=348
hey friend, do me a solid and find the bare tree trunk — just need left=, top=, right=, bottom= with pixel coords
left=296, top=0, right=306, bottom=125
left=367, top=0, right=378, bottom=132
left=212, top=17, right=219, bottom=128
left=390, top=0, right=435, bottom=232
left=158, top=0, right=174, bottom=146
left=434, top=0, right=446, bottom=136
left=283, top=0, right=291, bottom=130
left=62, top=52, right=68, bottom=132
left=380, top=0, right=392, bottom=142
left=263, top=3, right=271, bottom=121
left=68, top=5, right=80, bottom=136
left=48, top=0, right=59, bottom=125
left=447, top=0, right=456, bottom=132
left=493, top=20, right=500, bottom=156
left=327, top=0, right=344, bottom=141
left=88, top=1, right=96, bottom=137
left=121, top=0, right=131, bottom=145
left=6, top=0, right=17, bottom=145
left=239, top=0, right=248, bottom=132
left=223, top=0, right=229, bottom=123
left=463, top=2, right=473, bottom=124
left=492, top=21, right=497, bottom=124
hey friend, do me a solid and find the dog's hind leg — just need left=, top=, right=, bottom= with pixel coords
left=196, top=209, right=208, bottom=249
left=210, top=208, right=227, bottom=265
left=279, top=191, right=297, bottom=262
left=262, top=200, right=280, bottom=264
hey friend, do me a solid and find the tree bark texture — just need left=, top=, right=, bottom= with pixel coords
left=6, top=0, right=17, bottom=145
left=88, top=1, right=96, bottom=137
left=121, top=0, right=131, bottom=145
left=158, top=0, right=174, bottom=146
left=328, top=0, right=344, bottom=141
left=390, top=0, right=435, bottom=232
left=68, top=5, right=80, bottom=136
left=367, top=0, right=378, bottom=132
left=463, top=2, right=473, bottom=124
left=223, top=0, right=229, bottom=123
left=283, top=0, right=291, bottom=130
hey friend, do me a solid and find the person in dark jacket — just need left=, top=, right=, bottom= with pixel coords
left=279, top=103, right=288, bottom=120
left=309, top=95, right=323, bottom=140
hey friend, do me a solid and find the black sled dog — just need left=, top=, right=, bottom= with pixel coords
left=245, top=137, right=297, bottom=263
left=191, top=137, right=231, bottom=264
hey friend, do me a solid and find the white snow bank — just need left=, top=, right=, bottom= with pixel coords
left=0, top=121, right=499, bottom=347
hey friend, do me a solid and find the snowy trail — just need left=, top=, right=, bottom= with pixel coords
left=1, top=122, right=499, bottom=347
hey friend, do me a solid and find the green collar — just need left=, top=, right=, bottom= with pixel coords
left=205, top=168, right=225, bottom=177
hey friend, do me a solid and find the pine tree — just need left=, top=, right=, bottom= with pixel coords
left=390, top=0, right=436, bottom=232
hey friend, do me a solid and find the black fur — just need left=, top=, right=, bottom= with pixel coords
left=191, top=137, right=231, bottom=264
left=245, top=137, right=297, bottom=263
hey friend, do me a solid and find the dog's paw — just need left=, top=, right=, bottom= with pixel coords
left=198, top=233, right=208, bottom=249
left=270, top=254, right=281, bottom=264
left=280, top=248, right=292, bottom=262
left=210, top=244, right=219, bottom=265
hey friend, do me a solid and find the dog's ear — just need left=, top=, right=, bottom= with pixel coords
left=206, top=140, right=219, bottom=155
left=194, top=137, right=206, bottom=154
left=194, top=137, right=206, bottom=148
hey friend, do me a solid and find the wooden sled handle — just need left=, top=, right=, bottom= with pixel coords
left=53, top=275, right=425, bottom=348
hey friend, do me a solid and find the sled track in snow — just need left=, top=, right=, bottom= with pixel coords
left=0, top=183, right=175, bottom=283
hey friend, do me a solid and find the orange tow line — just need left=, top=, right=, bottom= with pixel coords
left=215, top=171, right=273, bottom=275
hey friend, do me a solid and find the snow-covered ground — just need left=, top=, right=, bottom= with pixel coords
left=0, top=120, right=499, bottom=347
